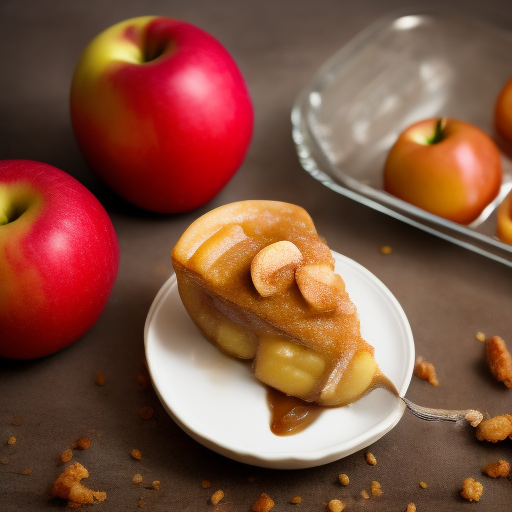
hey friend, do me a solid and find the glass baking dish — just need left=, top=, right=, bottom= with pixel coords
left=292, top=11, right=512, bottom=267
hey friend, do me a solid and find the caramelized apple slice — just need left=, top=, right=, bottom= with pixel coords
left=216, top=318, right=257, bottom=359
left=295, top=263, right=355, bottom=314
left=254, top=335, right=326, bottom=399
left=320, top=350, right=377, bottom=406
left=251, top=241, right=303, bottom=297
left=187, top=224, right=262, bottom=286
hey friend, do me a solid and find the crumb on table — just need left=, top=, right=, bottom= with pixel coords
left=251, top=493, right=274, bottom=512
left=483, top=460, right=510, bottom=478
left=371, top=481, right=382, bottom=496
left=61, top=449, right=73, bottom=463
left=290, top=496, right=301, bottom=504
left=328, top=498, right=345, bottom=511
left=460, top=477, right=483, bottom=502
left=365, top=452, right=377, bottom=465
left=338, top=473, right=349, bottom=486
left=95, top=371, right=106, bottom=386
left=476, top=414, right=512, bottom=442
left=414, top=356, right=439, bottom=386
left=72, top=438, right=91, bottom=451
left=211, top=490, right=224, bottom=506
left=131, top=449, right=142, bottom=460
left=486, top=336, right=512, bottom=388
left=51, top=462, right=106, bottom=507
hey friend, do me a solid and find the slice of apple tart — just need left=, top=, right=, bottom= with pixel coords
left=171, top=200, right=378, bottom=406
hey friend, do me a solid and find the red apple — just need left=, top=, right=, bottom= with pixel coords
left=383, top=118, right=502, bottom=224
left=0, top=160, right=119, bottom=359
left=70, top=16, right=253, bottom=213
left=495, top=76, right=512, bottom=145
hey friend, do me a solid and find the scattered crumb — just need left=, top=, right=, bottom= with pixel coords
left=202, top=480, right=212, bottom=488
left=21, top=468, right=32, bottom=475
left=328, top=498, right=345, bottom=512
left=290, top=496, right=302, bottom=504
left=7, top=436, right=16, bottom=445
left=406, top=504, right=416, bottom=512
left=11, top=416, right=22, bottom=426
left=136, top=375, right=148, bottom=390
left=365, top=452, right=377, bottom=465
left=131, top=449, right=142, bottom=461
left=338, top=473, right=349, bottom=486
left=252, top=493, right=274, bottom=512
left=361, top=489, right=370, bottom=499
left=419, top=481, right=428, bottom=489
left=51, top=462, right=106, bottom=507
left=1, top=456, right=8, bottom=465
left=371, top=481, right=382, bottom=496
left=483, top=460, right=510, bottom=478
left=139, top=407, right=154, bottom=420
left=465, top=410, right=483, bottom=428
left=211, top=490, right=224, bottom=506
left=486, top=336, right=512, bottom=388
left=61, top=449, right=73, bottom=463
left=72, top=438, right=91, bottom=451
left=151, top=480, right=161, bottom=490
left=248, top=477, right=256, bottom=483
left=414, top=356, right=439, bottom=386
left=461, top=477, right=483, bottom=502
left=380, top=245, right=392, bottom=255
left=476, top=414, right=512, bottom=442
left=476, top=332, right=486, bottom=342
left=137, top=498, right=145, bottom=508
left=132, top=474, right=143, bottom=484
left=95, top=371, right=106, bottom=386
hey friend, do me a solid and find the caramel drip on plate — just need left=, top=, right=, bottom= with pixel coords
left=267, top=371, right=399, bottom=436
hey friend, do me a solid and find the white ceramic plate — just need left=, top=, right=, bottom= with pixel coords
left=144, top=251, right=414, bottom=469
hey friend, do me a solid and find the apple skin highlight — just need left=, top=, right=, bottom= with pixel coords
left=0, top=160, right=119, bottom=359
left=383, top=118, right=502, bottom=224
left=70, top=16, right=254, bottom=213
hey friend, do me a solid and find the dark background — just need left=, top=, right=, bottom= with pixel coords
left=1, top=0, right=512, bottom=510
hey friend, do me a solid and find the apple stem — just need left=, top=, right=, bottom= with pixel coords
left=427, top=117, right=447, bottom=144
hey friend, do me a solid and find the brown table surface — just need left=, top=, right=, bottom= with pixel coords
left=2, top=0, right=512, bottom=510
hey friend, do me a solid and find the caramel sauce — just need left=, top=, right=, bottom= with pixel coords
left=267, top=370, right=399, bottom=436
left=267, top=387, right=322, bottom=436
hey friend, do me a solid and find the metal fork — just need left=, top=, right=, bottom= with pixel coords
left=401, top=397, right=483, bottom=426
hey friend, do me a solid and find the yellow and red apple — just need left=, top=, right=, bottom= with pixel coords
left=383, top=118, right=502, bottom=224
left=0, top=160, right=119, bottom=359
left=495, top=76, right=512, bottom=146
left=70, top=16, right=253, bottom=213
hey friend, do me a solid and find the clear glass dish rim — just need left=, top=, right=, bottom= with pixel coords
left=291, top=9, right=512, bottom=268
